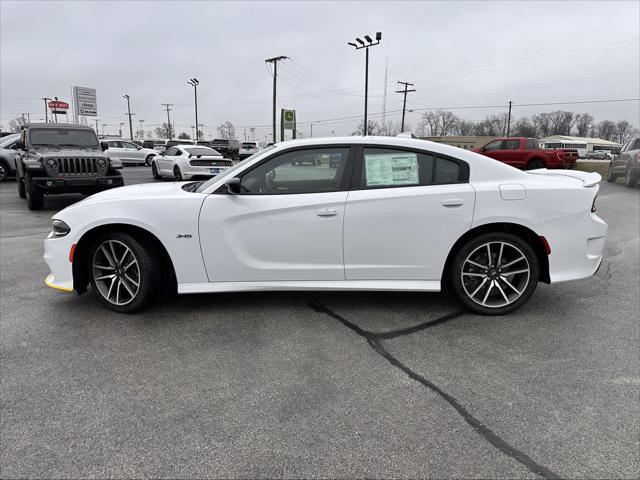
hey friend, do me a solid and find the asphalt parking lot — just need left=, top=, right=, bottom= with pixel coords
left=1, top=167, right=638, bottom=478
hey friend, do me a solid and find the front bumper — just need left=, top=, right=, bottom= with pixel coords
left=44, top=235, right=75, bottom=293
left=32, top=174, right=124, bottom=194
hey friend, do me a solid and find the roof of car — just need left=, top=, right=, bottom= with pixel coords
left=25, top=123, right=94, bottom=130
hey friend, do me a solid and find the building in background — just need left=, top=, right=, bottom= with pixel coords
left=540, top=135, right=622, bottom=158
left=419, top=136, right=498, bottom=150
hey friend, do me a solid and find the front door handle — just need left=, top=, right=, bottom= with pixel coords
left=441, top=199, right=464, bottom=207
left=316, top=208, right=338, bottom=217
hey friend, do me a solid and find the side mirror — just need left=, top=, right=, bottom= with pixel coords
left=14, top=140, right=25, bottom=150
left=225, top=177, right=241, bottom=195
left=137, top=146, right=142, bottom=150
left=101, top=142, right=109, bottom=151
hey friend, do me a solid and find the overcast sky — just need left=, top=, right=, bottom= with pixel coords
left=1, top=0, right=639, bottom=140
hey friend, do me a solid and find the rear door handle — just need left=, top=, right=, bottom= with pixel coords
left=316, top=208, right=338, bottom=217
left=441, top=199, right=464, bottom=207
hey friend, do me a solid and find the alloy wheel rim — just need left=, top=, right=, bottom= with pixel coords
left=92, top=240, right=141, bottom=306
left=461, top=241, right=530, bottom=308
left=0, top=165, right=6, bottom=178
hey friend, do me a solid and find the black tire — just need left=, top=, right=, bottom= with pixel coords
left=145, top=154, right=155, bottom=166
left=174, top=166, right=183, bottom=181
left=88, top=232, right=158, bottom=313
left=624, top=169, right=639, bottom=188
left=450, top=232, right=540, bottom=315
left=25, top=173, right=44, bottom=210
left=527, top=159, right=546, bottom=170
left=0, top=160, right=8, bottom=181
left=151, top=162, right=161, bottom=179
left=607, top=164, right=618, bottom=183
left=17, top=177, right=26, bottom=198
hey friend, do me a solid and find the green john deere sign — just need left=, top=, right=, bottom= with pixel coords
left=280, top=109, right=296, bottom=141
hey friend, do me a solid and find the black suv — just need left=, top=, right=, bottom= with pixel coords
left=15, top=123, right=124, bottom=210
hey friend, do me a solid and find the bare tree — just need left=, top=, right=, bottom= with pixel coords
left=379, top=120, right=401, bottom=136
left=436, top=110, right=459, bottom=136
left=533, top=113, right=551, bottom=138
left=217, top=121, right=236, bottom=139
left=513, top=117, right=538, bottom=137
left=417, top=111, right=440, bottom=136
left=8, top=116, right=27, bottom=133
left=457, top=119, right=475, bottom=136
left=547, top=111, right=575, bottom=136
left=615, top=120, right=634, bottom=144
left=574, top=113, right=593, bottom=137
left=178, top=132, right=190, bottom=140
left=596, top=120, right=617, bottom=140
left=352, top=119, right=381, bottom=136
left=154, top=122, right=173, bottom=139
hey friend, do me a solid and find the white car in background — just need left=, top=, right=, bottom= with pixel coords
left=151, top=145, right=233, bottom=180
left=103, top=139, right=158, bottom=165
left=43, top=136, right=607, bottom=315
left=239, top=141, right=259, bottom=160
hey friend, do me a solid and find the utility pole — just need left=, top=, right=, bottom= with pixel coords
left=21, top=113, right=26, bottom=125
left=94, top=119, right=99, bottom=133
left=161, top=104, right=173, bottom=140
left=42, top=98, right=51, bottom=123
left=123, top=95, right=134, bottom=140
left=187, top=78, right=200, bottom=140
left=348, top=32, right=382, bottom=136
left=198, top=124, right=204, bottom=141
left=119, top=122, right=124, bottom=137
left=506, top=101, right=513, bottom=137
left=310, top=122, right=313, bottom=138
left=396, top=81, right=416, bottom=132
left=382, top=57, right=388, bottom=128
left=191, top=125, right=195, bottom=139
left=265, top=55, right=289, bottom=143
left=139, top=119, right=144, bottom=139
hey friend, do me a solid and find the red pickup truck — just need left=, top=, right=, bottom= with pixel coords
left=472, top=137, right=578, bottom=170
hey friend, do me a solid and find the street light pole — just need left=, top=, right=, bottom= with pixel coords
left=187, top=78, right=200, bottom=141
left=119, top=122, right=124, bottom=137
left=42, top=98, right=51, bottom=123
left=123, top=94, right=134, bottom=140
left=349, top=32, right=382, bottom=136
left=265, top=55, right=289, bottom=143
left=139, top=119, right=144, bottom=139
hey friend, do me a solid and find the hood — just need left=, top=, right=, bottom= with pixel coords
left=31, top=146, right=106, bottom=158
left=74, top=181, right=201, bottom=206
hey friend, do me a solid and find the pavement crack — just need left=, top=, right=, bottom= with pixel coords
left=307, top=299, right=561, bottom=480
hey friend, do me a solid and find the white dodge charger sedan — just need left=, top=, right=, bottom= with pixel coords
left=151, top=145, right=233, bottom=180
left=44, top=136, right=607, bottom=314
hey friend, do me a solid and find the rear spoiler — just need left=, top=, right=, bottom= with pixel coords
left=526, top=168, right=601, bottom=187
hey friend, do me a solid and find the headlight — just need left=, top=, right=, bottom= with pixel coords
left=96, top=158, right=108, bottom=169
left=44, top=158, right=58, bottom=169
left=48, top=219, right=70, bottom=238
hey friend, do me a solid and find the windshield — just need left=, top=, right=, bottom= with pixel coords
left=185, top=147, right=219, bottom=156
left=196, top=145, right=276, bottom=193
left=242, top=143, right=256, bottom=148
left=29, top=128, right=99, bottom=147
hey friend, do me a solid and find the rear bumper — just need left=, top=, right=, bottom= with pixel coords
left=183, top=165, right=230, bottom=180
left=539, top=211, right=608, bottom=283
left=32, top=174, right=124, bottom=194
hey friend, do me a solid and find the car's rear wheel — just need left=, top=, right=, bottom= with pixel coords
left=527, top=159, right=546, bottom=170
left=451, top=233, right=539, bottom=315
left=174, top=166, right=183, bottom=181
left=89, top=232, right=157, bottom=313
left=151, top=162, right=161, bottom=179
left=145, top=154, right=155, bottom=166
left=25, top=173, right=44, bottom=210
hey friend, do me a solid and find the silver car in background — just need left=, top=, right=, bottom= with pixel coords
left=0, top=133, right=21, bottom=181
left=104, top=139, right=158, bottom=165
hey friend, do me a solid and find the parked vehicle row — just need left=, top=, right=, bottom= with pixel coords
left=102, top=139, right=158, bottom=166
left=0, top=133, right=21, bottom=180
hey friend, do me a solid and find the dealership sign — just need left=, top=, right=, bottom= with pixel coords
left=280, top=109, right=296, bottom=141
left=48, top=100, right=69, bottom=115
left=72, top=86, right=97, bottom=116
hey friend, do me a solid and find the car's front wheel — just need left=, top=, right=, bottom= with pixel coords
left=145, top=154, right=155, bottom=166
left=450, top=233, right=539, bottom=315
left=89, top=232, right=158, bottom=313
left=25, top=173, right=44, bottom=210
left=607, top=164, right=618, bottom=183
left=174, top=166, right=183, bottom=181
left=151, top=162, right=161, bottom=179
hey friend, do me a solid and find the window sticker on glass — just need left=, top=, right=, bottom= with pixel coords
left=365, top=152, right=419, bottom=186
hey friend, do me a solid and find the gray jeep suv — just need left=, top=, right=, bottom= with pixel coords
left=15, top=123, right=124, bottom=210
